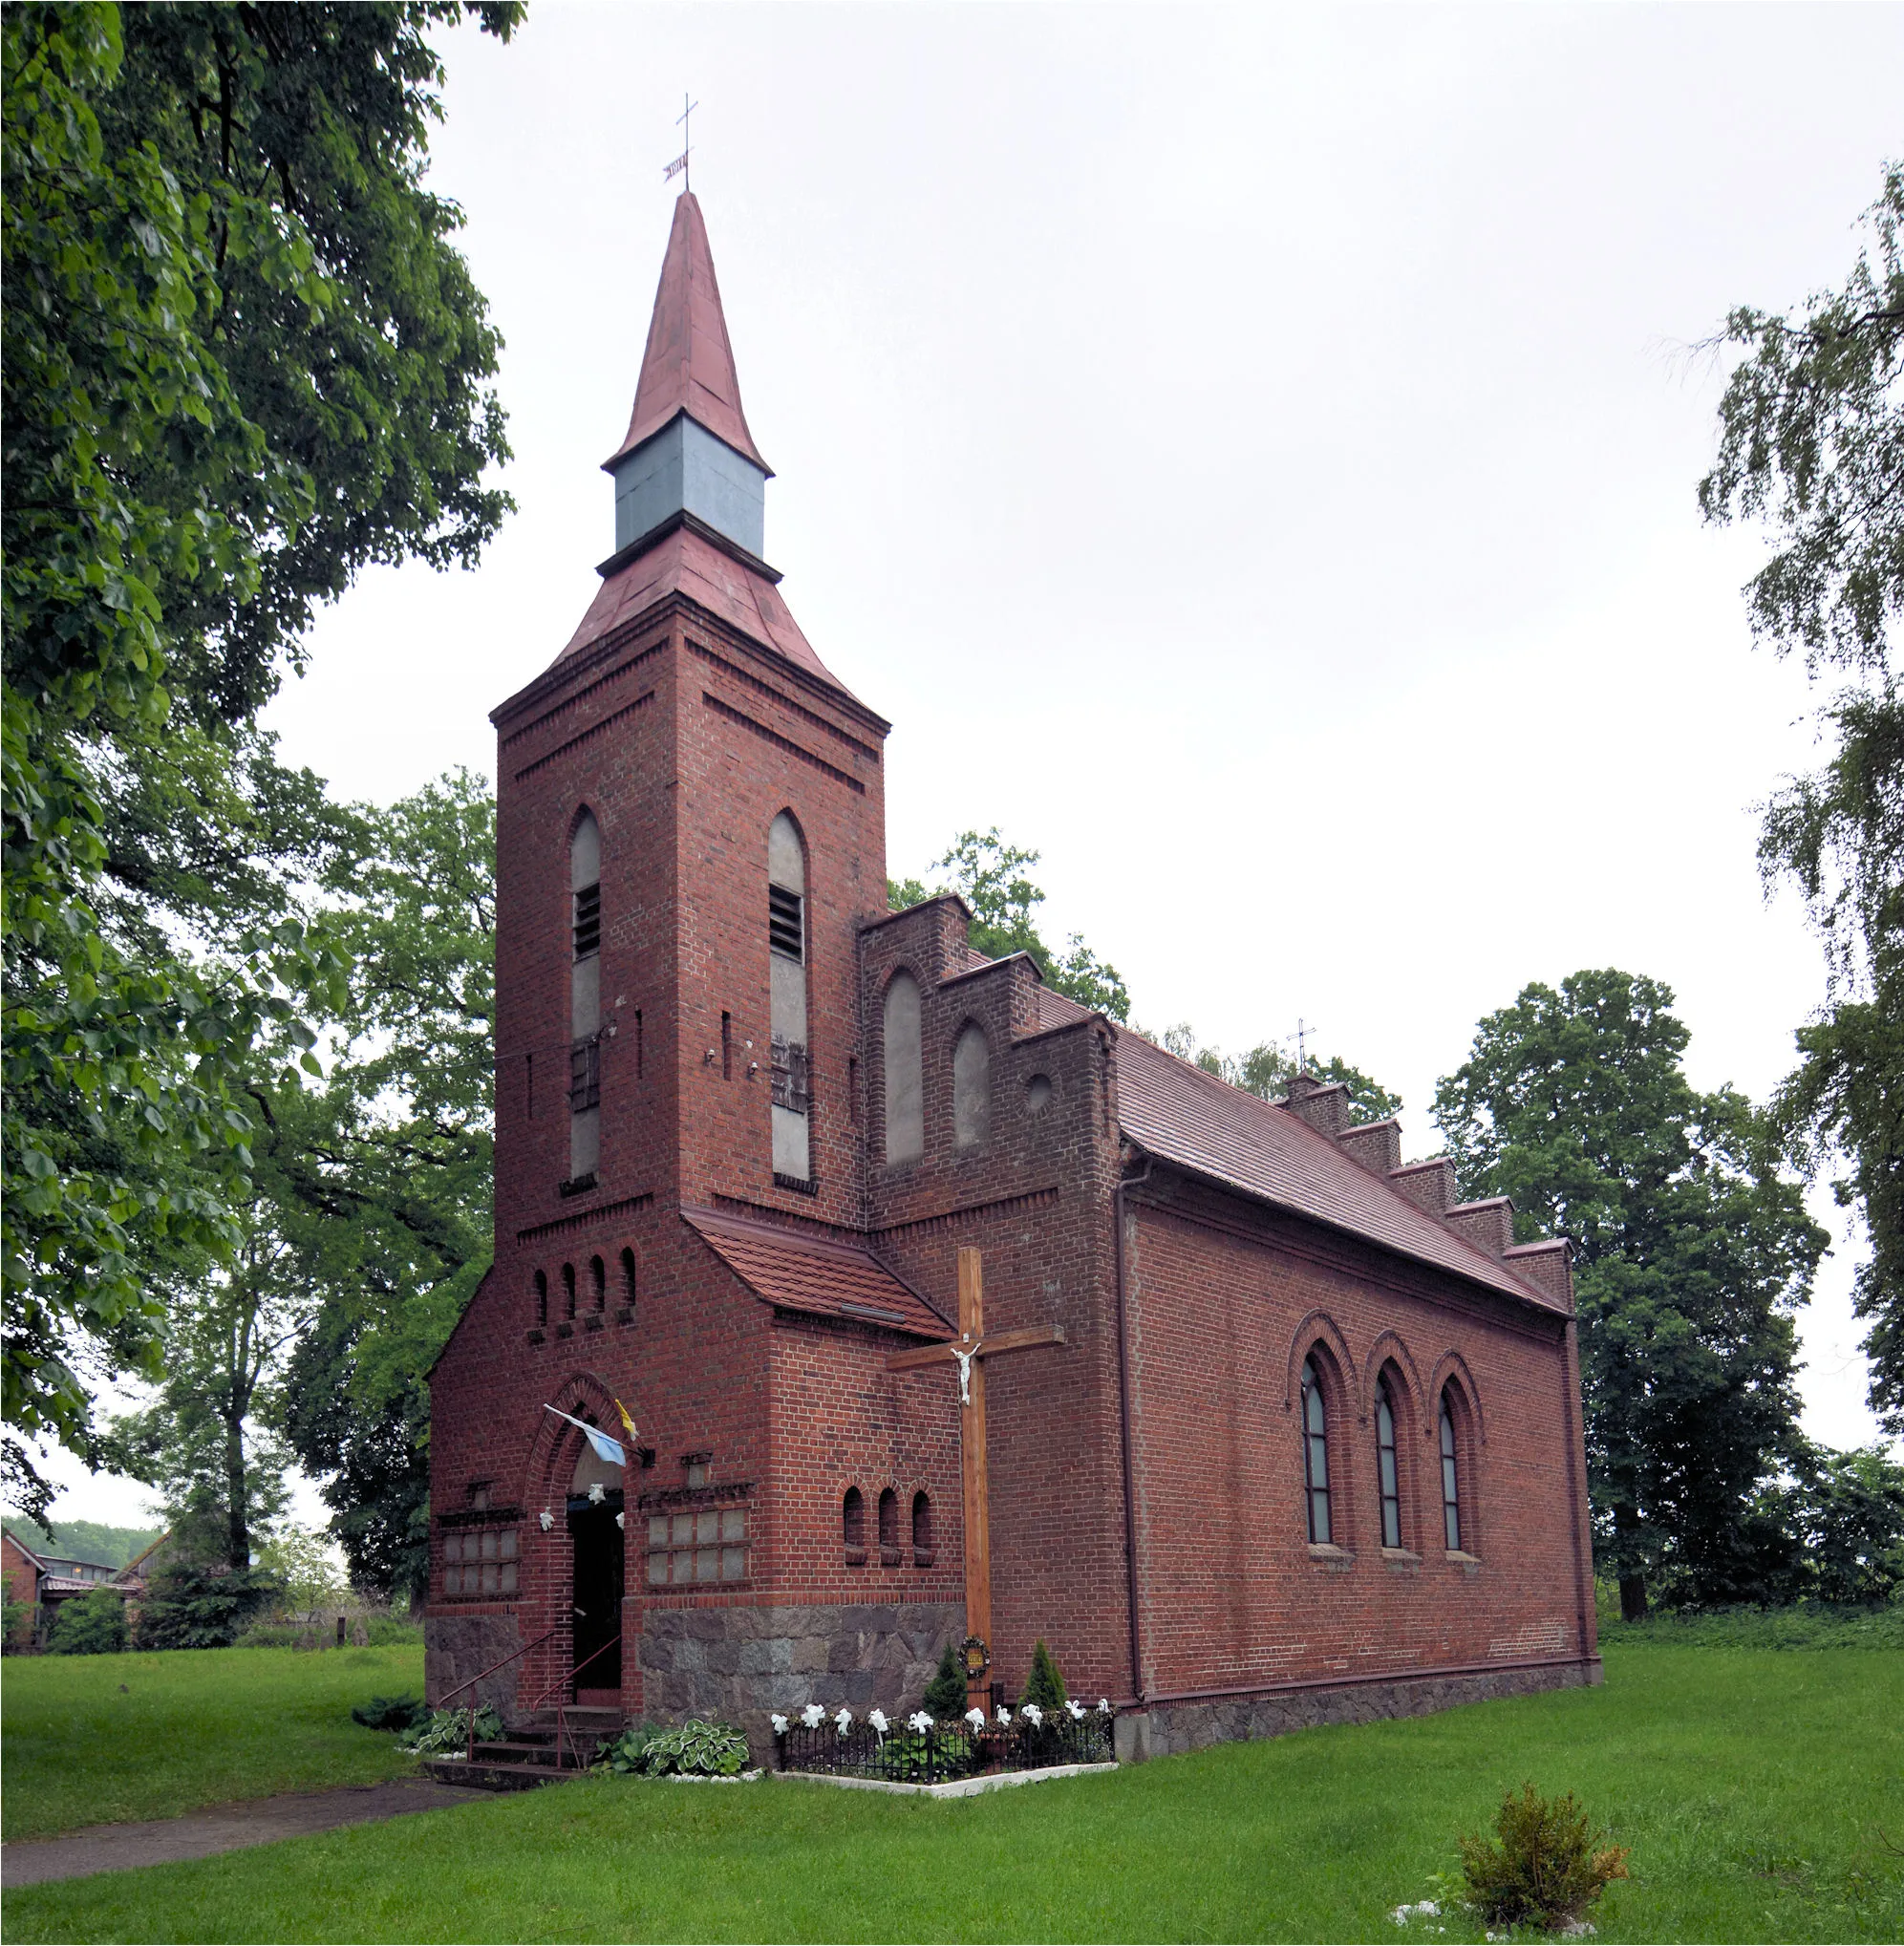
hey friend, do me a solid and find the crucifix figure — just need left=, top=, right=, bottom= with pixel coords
left=887, top=1247, right=1064, bottom=1690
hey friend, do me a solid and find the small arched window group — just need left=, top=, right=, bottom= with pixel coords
left=841, top=1485, right=933, bottom=1567
left=528, top=1247, right=636, bottom=1336
left=1299, top=1351, right=1474, bottom=1558
left=881, top=972, right=995, bottom=1165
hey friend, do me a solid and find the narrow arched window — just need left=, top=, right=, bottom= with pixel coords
left=533, top=1270, right=547, bottom=1328
left=618, top=1247, right=636, bottom=1317
left=877, top=1486, right=899, bottom=1563
left=842, top=1486, right=866, bottom=1562
left=952, top=1022, right=991, bottom=1149
left=561, top=1262, right=577, bottom=1321
left=1441, top=1393, right=1463, bottom=1552
left=1301, top=1356, right=1332, bottom=1545
left=588, top=1255, right=606, bottom=1312
left=767, top=813, right=811, bottom=1183
left=883, top=971, right=923, bottom=1165
left=1376, top=1377, right=1401, bottom=1550
left=911, top=1490, right=933, bottom=1563
left=568, top=811, right=603, bottom=1184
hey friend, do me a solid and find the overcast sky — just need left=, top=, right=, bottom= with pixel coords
left=32, top=4, right=1904, bottom=1531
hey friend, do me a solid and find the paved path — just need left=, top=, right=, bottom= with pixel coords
left=2, top=1777, right=481, bottom=1888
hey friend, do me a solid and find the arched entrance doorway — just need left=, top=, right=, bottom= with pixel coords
left=567, top=1433, right=624, bottom=1703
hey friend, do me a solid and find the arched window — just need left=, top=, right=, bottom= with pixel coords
left=883, top=971, right=923, bottom=1165
left=842, top=1486, right=866, bottom=1563
left=1376, top=1376, right=1401, bottom=1550
left=952, top=1022, right=991, bottom=1149
left=911, top=1490, right=933, bottom=1563
left=533, top=1269, right=547, bottom=1328
left=1440, top=1392, right=1464, bottom=1551
left=618, top=1247, right=636, bottom=1317
left=568, top=811, right=603, bottom=1184
left=561, top=1262, right=577, bottom=1321
left=877, top=1486, right=899, bottom=1563
left=767, top=813, right=812, bottom=1183
left=1301, top=1355, right=1332, bottom=1545
left=588, top=1255, right=606, bottom=1312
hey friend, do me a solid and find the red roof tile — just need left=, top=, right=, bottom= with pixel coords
left=554, top=522, right=855, bottom=698
left=606, top=193, right=770, bottom=474
left=1112, top=1030, right=1564, bottom=1313
left=682, top=1208, right=952, bottom=1339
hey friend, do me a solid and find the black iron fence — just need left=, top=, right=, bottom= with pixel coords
left=777, top=1709, right=1113, bottom=1786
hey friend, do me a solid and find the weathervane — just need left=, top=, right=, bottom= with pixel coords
left=1284, top=1016, right=1319, bottom=1076
left=663, top=94, right=698, bottom=192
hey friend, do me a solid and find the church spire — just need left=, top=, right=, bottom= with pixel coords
left=606, top=191, right=771, bottom=477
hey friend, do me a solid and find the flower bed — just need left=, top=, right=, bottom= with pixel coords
left=774, top=1700, right=1113, bottom=1786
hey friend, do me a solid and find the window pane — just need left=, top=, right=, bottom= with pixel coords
left=672, top=1550, right=694, bottom=1585
left=720, top=1509, right=745, bottom=1543
left=695, top=1510, right=718, bottom=1545
left=647, top=1551, right=669, bottom=1586
left=481, top=1530, right=498, bottom=1560
left=649, top=1516, right=669, bottom=1547
left=499, top=1560, right=518, bottom=1593
left=672, top=1514, right=694, bottom=1546
left=721, top=1548, right=746, bottom=1581
left=443, top=1565, right=460, bottom=1594
left=481, top=1562, right=499, bottom=1593
left=499, top=1529, right=517, bottom=1560
left=695, top=1548, right=717, bottom=1581
left=444, top=1533, right=460, bottom=1563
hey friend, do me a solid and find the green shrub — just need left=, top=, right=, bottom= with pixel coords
left=398, top=1705, right=503, bottom=1755
left=923, top=1640, right=968, bottom=1721
left=1605, top=1599, right=1904, bottom=1651
left=596, top=1721, right=662, bottom=1774
left=3, top=1587, right=32, bottom=1649
left=362, top=1612, right=423, bottom=1646
left=1021, top=1637, right=1068, bottom=1710
left=633, top=1718, right=749, bottom=1776
left=47, top=1589, right=127, bottom=1655
left=1458, top=1781, right=1630, bottom=1931
left=877, top=1724, right=974, bottom=1782
left=352, top=1694, right=426, bottom=1732
left=134, top=1565, right=282, bottom=1651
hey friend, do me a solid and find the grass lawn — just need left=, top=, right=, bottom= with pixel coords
left=1, top=1644, right=424, bottom=1840
left=5, top=1636, right=1899, bottom=1942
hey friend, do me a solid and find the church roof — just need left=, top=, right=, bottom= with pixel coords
left=555, top=521, right=852, bottom=695
left=682, top=1207, right=953, bottom=1339
left=605, top=193, right=771, bottom=475
left=1112, top=1030, right=1565, bottom=1314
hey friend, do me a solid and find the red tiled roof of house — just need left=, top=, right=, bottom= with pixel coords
left=682, top=1207, right=952, bottom=1339
left=606, top=192, right=770, bottom=474
left=554, top=522, right=853, bottom=697
left=1112, top=1030, right=1564, bottom=1314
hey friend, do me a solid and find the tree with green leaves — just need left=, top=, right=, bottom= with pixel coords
left=1434, top=970, right=1827, bottom=1617
left=2, top=1, right=516, bottom=1522
left=1156, top=1025, right=1403, bottom=1125
left=275, top=772, right=496, bottom=1598
left=1698, top=160, right=1903, bottom=1436
left=890, top=828, right=1130, bottom=1020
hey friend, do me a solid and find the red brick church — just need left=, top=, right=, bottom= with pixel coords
left=425, top=191, right=1600, bottom=1761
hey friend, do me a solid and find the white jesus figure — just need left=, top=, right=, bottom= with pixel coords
left=952, top=1340, right=982, bottom=1405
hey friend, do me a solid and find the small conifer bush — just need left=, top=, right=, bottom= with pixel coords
left=1021, top=1637, right=1068, bottom=1711
left=923, top=1641, right=969, bottom=1721
left=1458, top=1781, right=1630, bottom=1931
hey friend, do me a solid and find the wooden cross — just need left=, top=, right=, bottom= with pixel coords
left=887, top=1247, right=1064, bottom=1682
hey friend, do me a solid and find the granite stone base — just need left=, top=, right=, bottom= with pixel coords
left=1114, top=1657, right=1604, bottom=1763
left=640, top=1601, right=964, bottom=1763
left=424, top=1611, right=524, bottom=1716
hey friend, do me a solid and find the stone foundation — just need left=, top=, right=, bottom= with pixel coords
left=1113, top=1657, right=1603, bottom=1763
left=640, top=1600, right=964, bottom=1760
left=424, top=1611, right=524, bottom=1716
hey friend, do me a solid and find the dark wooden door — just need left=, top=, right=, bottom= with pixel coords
left=567, top=1493, right=623, bottom=1696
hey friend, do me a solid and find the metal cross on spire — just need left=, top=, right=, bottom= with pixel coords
left=663, top=94, right=698, bottom=191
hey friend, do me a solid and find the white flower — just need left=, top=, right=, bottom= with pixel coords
left=1065, top=1699, right=1085, bottom=1720
left=965, top=1707, right=986, bottom=1729
left=995, top=1704, right=1012, bottom=1725
left=834, top=1707, right=853, bottom=1733
left=907, top=1710, right=933, bottom=1733
left=587, top=1482, right=606, bottom=1505
left=1097, top=1698, right=1111, bottom=1714
left=539, top=1508, right=554, bottom=1532
left=868, top=1708, right=888, bottom=1737
left=1021, top=1702, right=1042, bottom=1727
left=770, top=1715, right=789, bottom=1735
left=801, top=1703, right=824, bottom=1729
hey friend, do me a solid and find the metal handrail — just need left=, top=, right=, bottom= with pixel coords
left=526, top=1630, right=622, bottom=1772
left=438, top=1624, right=561, bottom=1764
